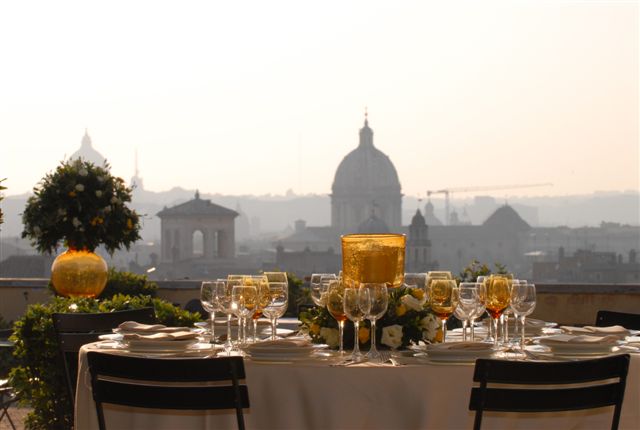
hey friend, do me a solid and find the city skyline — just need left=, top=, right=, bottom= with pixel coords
left=1, top=1, right=638, bottom=198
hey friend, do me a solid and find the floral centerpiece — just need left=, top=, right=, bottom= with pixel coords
left=300, top=286, right=440, bottom=350
left=21, top=158, right=141, bottom=297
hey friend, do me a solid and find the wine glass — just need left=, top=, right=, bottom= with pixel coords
left=200, top=281, right=220, bottom=343
left=326, top=280, right=348, bottom=355
left=231, top=284, right=257, bottom=347
left=214, top=280, right=235, bottom=353
left=343, top=287, right=365, bottom=362
left=510, top=283, right=536, bottom=349
left=310, top=273, right=336, bottom=307
left=485, top=275, right=511, bottom=348
left=262, top=282, right=288, bottom=341
left=453, top=282, right=480, bottom=342
left=429, top=279, right=459, bottom=343
left=469, top=281, right=486, bottom=342
left=404, top=272, right=428, bottom=304
left=358, top=283, right=389, bottom=362
left=244, top=275, right=270, bottom=343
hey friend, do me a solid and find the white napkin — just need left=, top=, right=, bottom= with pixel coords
left=560, top=325, right=629, bottom=338
left=121, top=330, right=199, bottom=341
left=539, top=334, right=619, bottom=346
left=117, top=321, right=191, bottom=333
left=248, top=339, right=313, bottom=350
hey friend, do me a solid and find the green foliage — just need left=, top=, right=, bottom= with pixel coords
left=21, top=158, right=141, bottom=254
left=9, top=295, right=200, bottom=429
left=457, top=259, right=508, bottom=282
left=99, top=268, right=158, bottom=299
left=285, top=272, right=308, bottom=317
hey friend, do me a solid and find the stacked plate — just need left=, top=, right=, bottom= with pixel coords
left=538, top=334, right=620, bottom=356
left=244, top=339, right=319, bottom=362
left=425, top=342, right=496, bottom=363
left=115, top=321, right=200, bottom=353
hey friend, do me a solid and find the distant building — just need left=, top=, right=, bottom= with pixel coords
left=331, top=115, right=402, bottom=233
left=406, top=209, right=435, bottom=272
left=69, top=129, right=106, bottom=166
left=533, top=248, right=640, bottom=283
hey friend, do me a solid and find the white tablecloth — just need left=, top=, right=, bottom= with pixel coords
left=75, top=343, right=640, bottom=430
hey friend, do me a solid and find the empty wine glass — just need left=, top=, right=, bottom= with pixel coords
left=511, top=283, right=537, bottom=349
left=214, top=280, right=235, bottom=353
left=358, top=283, right=389, bottom=362
left=343, top=287, right=365, bottom=362
left=310, top=273, right=336, bottom=307
left=469, top=282, right=486, bottom=342
left=262, top=282, right=288, bottom=341
left=404, top=272, right=428, bottom=304
left=429, top=279, right=459, bottom=343
left=200, top=281, right=221, bottom=343
left=326, top=280, right=348, bottom=355
left=231, top=284, right=257, bottom=347
left=454, top=282, right=480, bottom=342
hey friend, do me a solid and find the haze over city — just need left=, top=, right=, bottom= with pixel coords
left=0, top=1, right=637, bottom=200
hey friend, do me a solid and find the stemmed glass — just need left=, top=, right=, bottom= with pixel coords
left=485, top=275, right=511, bottom=348
left=244, top=275, right=269, bottom=343
left=511, top=283, right=536, bottom=349
left=429, top=279, right=459, bottom=343
left=231, top=284, right=257, bottom=347
left=262, top=282, right=288, bottom=341
left=214, top=280, right=235, bottom=353
left=404, top=272, right=428, bottom=304
left=200, top=281, right=221, bottom=343
left=358, top=283, right=389, bottom=362
left=343, top=287, right=365, bottom=362
left=469, top=282, right=486, bottom=342
left=326, top=280, right=348, bottom=355
left=310, top=273, right=336, bottom=307
left=453, top=282, right=480, bottom=342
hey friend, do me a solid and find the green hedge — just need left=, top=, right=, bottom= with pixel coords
left=9, top=294, right=200, bottom=429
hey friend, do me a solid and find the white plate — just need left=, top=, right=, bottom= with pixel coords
left=425, top=342, right=497, bottom=362
left=545, top=343, right=618, bottom=355
left=121, top=338, right=199, bottom=352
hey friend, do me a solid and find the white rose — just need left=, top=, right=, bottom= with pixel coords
left=95, top=190, right=103, bottom=197
left=72, top=217, right=82, bottom=228
left=78, top=168, right=88, bottom=176
left=75, top=184, right=85, bottom=192
left=420, top=314, right=439, bottom=342
left=381, top=324, right=403, bottom=349
left=400, top=294, right=424, bottom=312
left=319, top=327, right=339, bottom=348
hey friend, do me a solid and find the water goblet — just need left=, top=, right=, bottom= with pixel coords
left=231, top=284, right=257, bottom=347
left=200, top=281, right=221, bottom=343
left=511, top=283, right=536, bottom=349
left=358, top=283, right=389, bottom=362
left=343, top=287, right=365, bottom=362
left=469, top=282, right=486, bottom=341
left=214, top=280, right=235, bottom=353
left=310, top=273, right=336, bottom=307
left=429, top=279, right=459, bottom=343
left=454, top=282, right=480, bottom=342
left=326, top=280, right=348, bottom=355
left=404, top=272, right=428, bottom=304
left=244, top=275, right=270, bottom=343
left=262, top=282, right=288, bottom=341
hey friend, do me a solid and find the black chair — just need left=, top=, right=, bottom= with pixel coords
left=87, top=352, right=249, bottom=430
left=52, top=307, right=157, bottom=400
left=0, top=329, right=18, bottom=430
left=469, top=355, right=630, bottom=430
left=596, top=310, right=640, bottom=330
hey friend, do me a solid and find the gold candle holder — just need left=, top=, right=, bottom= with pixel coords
left=341, top=234, right=406, bottom=289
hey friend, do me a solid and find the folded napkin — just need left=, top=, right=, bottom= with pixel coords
left=539, top=334, right=619, bottom=345
left=428, top=342, right=493, bottom=351
left=248, top=339, right=312, bottom=350
left=121, top=330, right=199, bottom=341
left=118, top=321, right=191, bottom=333
left=560, top=325, right=629, bottom=338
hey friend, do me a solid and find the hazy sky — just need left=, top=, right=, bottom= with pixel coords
left=1, top=1, right=638, bottom=199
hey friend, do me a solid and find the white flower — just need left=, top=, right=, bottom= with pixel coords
left=72, top=217, right=82, bottom=228
left=381, top=324, right=403, bottom=349
left=419, top=314, right=439, bottom=342
left=320, top=327, right=339, bottom=348
left=78, top=168, right=88, bottom=176
left=400, top=294, right=424, bottom=311
left=75, top=184, right=85, bottom=192
left=95, top=190, right=103, bottom=197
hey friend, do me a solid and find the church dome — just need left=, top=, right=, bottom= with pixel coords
left=483, top=204, right=530, bottom=231
left=357, top=214, right=390, bottom=234
left=332, top=118, right=401, bottom=196
left=70, top=130, right=106, bottom=166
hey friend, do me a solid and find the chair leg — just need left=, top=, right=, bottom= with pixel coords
left=0, top=406, right=18, bottom=430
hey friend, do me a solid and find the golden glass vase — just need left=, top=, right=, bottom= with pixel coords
left=50, top=248, right=108, bottom=298
left=341, top=234, right=406, bottom=289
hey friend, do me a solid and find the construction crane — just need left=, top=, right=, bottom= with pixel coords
left=426, top=183, right=553, bottom=226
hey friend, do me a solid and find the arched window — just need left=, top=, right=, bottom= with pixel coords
left=192, top=230, right=204, bottom=257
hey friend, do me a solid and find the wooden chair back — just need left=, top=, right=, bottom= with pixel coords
left=87, top=352, right=249, bottom=430
left=469, top=354, right=630, bottom=430
left=52, top=307, right=156, bottom=400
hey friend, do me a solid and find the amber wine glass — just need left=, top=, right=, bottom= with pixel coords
left=485, top=275, right=511, bottom=348
left=326, top=280, right=348, bottom=355
left=244, top=275, right=269, bottom=342
left=429, top=279, right=459, bottom=343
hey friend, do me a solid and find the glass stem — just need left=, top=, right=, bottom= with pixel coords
left=226, top=314, right=232, bottom=352
left=338, top=320, right=345, bottom=354
left=210, top=311, right=216, bottom=344
left=270, top=317, right=277, bottom=341
left=470, top=318, right=476, bottom=342
left=493, top=317, right=500, bottom=348
left=521, top=316, right=526, bottom=350
left=441, top=318, right=448, bottom=343
left=370, top=319, right=377, bottom=353
left=253, top=318, right=258, bottom=343
left=353, top=320, right=360, bottom=356
left=462, top=320, right=468, bottom=342
left=503, top=314, right=509, bottom=344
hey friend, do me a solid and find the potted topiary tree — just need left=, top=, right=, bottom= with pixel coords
left=22, top=158, right=141, bottom=298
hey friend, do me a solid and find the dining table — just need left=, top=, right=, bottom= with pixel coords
left=74, top=337, right=640, bottom=430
